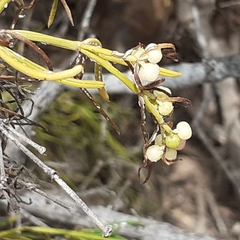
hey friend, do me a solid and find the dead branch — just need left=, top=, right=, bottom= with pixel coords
left=0, top=190, right=216, bottom=240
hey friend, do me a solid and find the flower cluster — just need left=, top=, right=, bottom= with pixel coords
left=153, top=86, right=173, bottom=116
left=129, top=44, right=192, bottom=182
left=146, top=120, right=192, bottom=163
left=138, top=43, right=163, bottom=82
left=143, top=85, right=192, bottom=164
left=0, top=28, right=192, bottom=184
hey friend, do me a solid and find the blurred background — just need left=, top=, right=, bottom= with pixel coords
left=1, top=0, right=240, bottom=239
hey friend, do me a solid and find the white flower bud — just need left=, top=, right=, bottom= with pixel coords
left=176, top=121, right=192, bottom=140
left=157, top=101, right=174, bottom=116
left=165, top=148, right=177, bottom=161
left=139, top=63, right=159, bottom=82
left=146, top=145, right=165, bottom=162
left=155, top=134, right=163, bottom=146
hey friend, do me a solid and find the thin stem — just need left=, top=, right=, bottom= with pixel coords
left=0, top=122, right=112, bottom=237
left=142, top=94, right=172, bottom=134
left=53, top=176, right=112, bottom=237
left=0, top=0, right=11, bottom=13
left=81, top=48, right=140, bottom=94
left=7, top=30, right=81, bottom=51
left=78, top=0, right=97, bottom=40
left=0, top=124, right=55, bottom=176
left=32, top=188, right=72, bottom=212
left=4, top=124, right=46, bottom=154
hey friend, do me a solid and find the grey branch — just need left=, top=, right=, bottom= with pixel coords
left=0, top=121, right=111, bottom=237
left=82, top=54, right=240, bottom=92
left=7, top=190, right=216, bottom=240
left=18, top=54, right=240, bottom=121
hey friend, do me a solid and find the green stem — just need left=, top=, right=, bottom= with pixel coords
left=7, top=30, right=81, bottom=51
left=142, top=94, right=172, bottom=134
left=0, top=0, right=11, bottom=13
left=81, top=48, right=140, bottom=94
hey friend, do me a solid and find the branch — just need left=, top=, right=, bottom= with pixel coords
left=82, top=54, right=240, bottom=91
left=0, top=190, right=216, bottom=240
left=1, top=121, right=112, bottom=237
